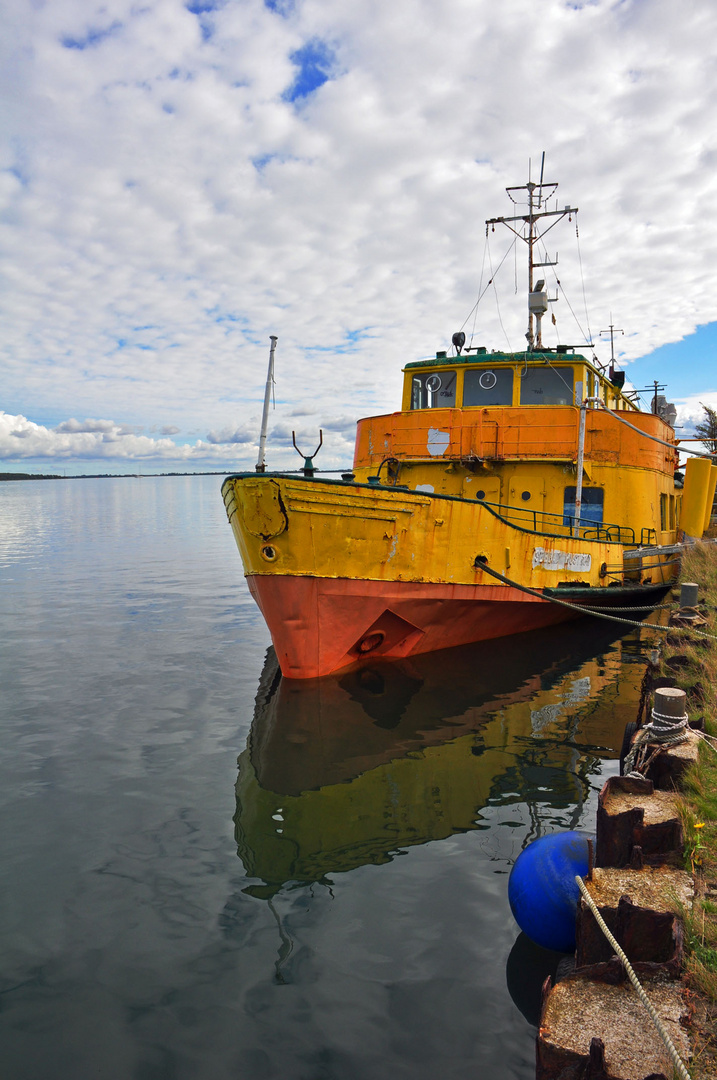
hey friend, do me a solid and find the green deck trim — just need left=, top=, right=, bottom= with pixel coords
left=221, top=471, right=629, bottom=546
left=404, top=349, right=589, bottom=370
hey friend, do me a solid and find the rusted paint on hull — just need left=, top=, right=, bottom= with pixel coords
left=247, top=573, right=576, bottom=679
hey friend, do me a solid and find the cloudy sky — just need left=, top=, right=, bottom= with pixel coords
left=2, top=0, right=717, bottom=473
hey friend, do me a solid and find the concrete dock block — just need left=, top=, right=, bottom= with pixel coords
left=537, top=974, right=690, bottom=1080
left=575, top=866, right=693, bottom=976
left=596, top=777, right=683, bottom=869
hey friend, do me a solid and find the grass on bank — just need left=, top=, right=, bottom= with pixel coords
left=660, top=542, right=717, bottom=1070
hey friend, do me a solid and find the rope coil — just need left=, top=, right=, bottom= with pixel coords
left=650, top=709, right=689, bottom=724
left=623, top=703, right=690, bottom=777
left=575, top=876, right=691, bottom=1080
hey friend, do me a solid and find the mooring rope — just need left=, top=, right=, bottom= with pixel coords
left=623, top=705, right=691, bottom=776
left=597, top=404, right=716, bottom=461
left=574, top=876, right=692, bottom=1080
left=477, top=563, right=717, bottom=641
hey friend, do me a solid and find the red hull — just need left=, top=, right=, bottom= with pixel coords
left=247, top=574, right=576, bottom=679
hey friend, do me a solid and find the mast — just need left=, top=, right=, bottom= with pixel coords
left=486, top=156, right=578, bottom=350
left=599, top=320, right=624, bottom=381
left=256, top=335, right=278, bottom=473
left=599, top=320, right=623, bottom=365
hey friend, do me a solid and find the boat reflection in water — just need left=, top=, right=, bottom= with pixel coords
left=234, top=618, right=652, bottom=898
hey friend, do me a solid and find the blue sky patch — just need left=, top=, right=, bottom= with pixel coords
left=265, top=0, right=295, bottom=15
left=344, top=327, right=376, bottom=346
left=252, top=153, right=295, bottom=172
left=303, top=328, right=377, bottom=354
left=61, top=21, right=122, bottom=49
left=629, top=321, right=717, bottom=414
left=6, top=165, right=29, bottom=188
left=185, top=0, right=222, bottom=12
left=185, top=1, right=220, bottom=41
left=283, top=39, right=336, bottom=102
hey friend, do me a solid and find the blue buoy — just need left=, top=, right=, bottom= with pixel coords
left=508, top=831, right=591, bottom=953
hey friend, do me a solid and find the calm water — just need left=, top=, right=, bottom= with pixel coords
left=0, top=475, right=659, bottom=1080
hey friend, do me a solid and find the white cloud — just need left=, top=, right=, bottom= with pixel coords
left=2, top=0, right=717, bottom=466
left=205, top=423, right=258, bottom=445
left=0, top=408, right=355, bottom=472
left=0, top=411, right=194, bottom=461
left=55, top=418, right=121, bottom=434
left=674, top=393, right=717, bottom=433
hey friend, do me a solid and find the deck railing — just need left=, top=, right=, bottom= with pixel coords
left=477, top=499, right=636, bottom=544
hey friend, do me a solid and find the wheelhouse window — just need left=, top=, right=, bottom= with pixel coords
left=411, top=370, right=457, bottom=409
left=563, top=486, right=604, bottom=527
left=520, top=366, right=574, bottom=405
left=463, top=367, right=514, bottom=407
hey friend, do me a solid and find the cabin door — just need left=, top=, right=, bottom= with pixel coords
left=507, top=475, right=546, bottom=531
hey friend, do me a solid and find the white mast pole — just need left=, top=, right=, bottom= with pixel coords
left=256, top=335, right=277, bottom=473
left=573, top=401, right=587, bottom=537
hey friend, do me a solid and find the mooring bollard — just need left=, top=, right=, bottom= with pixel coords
left=679, top=582, right=699, bottom=610
left=621, top=687, right=691, bottom=782
left=653, top=686, right=688, bottom=724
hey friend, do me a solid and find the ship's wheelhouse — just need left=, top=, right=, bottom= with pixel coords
left=403, top=351, right=637, bottom=413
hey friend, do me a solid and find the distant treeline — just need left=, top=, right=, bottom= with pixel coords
left=0, top=471, right=233, bottom=481
left=0, top=472, right=63, bottom=481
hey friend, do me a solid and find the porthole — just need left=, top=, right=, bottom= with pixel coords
left=521, top=491, right=531, bottom=502
left=261, top=545, right=277, bottom=561
left=475, top=490, right=486, bottom=500
left=358, top=631, right=385, bottom=654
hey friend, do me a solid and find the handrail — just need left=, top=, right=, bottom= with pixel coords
left=475, top=498, right=635, bottom=543
left=225, top=473, right=640, bottom=547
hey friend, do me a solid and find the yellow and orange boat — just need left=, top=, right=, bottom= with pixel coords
left=222, top=172, right=716, bottom=679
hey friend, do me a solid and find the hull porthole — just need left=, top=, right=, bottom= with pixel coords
left=358, top=631, right=386, bottom=654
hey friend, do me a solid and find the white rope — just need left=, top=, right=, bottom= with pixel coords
left=478, top=563, right=717, bottom=641
left=575, top=875, right=692, bottom=1080
left=651, top=709, right=689, bottom=724
left=623, top=704, right=690, bottom=776
left=694, top=729, right=717, bottom=756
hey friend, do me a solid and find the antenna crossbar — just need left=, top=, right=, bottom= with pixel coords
left=486, top=160, right=578, bottom=350
left=486, top=207, right=577, bottom=225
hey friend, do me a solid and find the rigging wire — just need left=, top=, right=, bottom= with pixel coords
left=532, top=352, right=575, bottom=395
left=514, top=231, right=518, bottom=294
left=463, top=212, right=592, bottom=355
left=468, top=236, right=490, bottom=348
left=554, top=278, right=592, bottom=347
left=460, top=235, right=518, bottom=340
left=486, top=234, right=513, bottom=352
left=536, top=235, right=563, bottom=348
left=575, top=218, right=594, bottom=348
